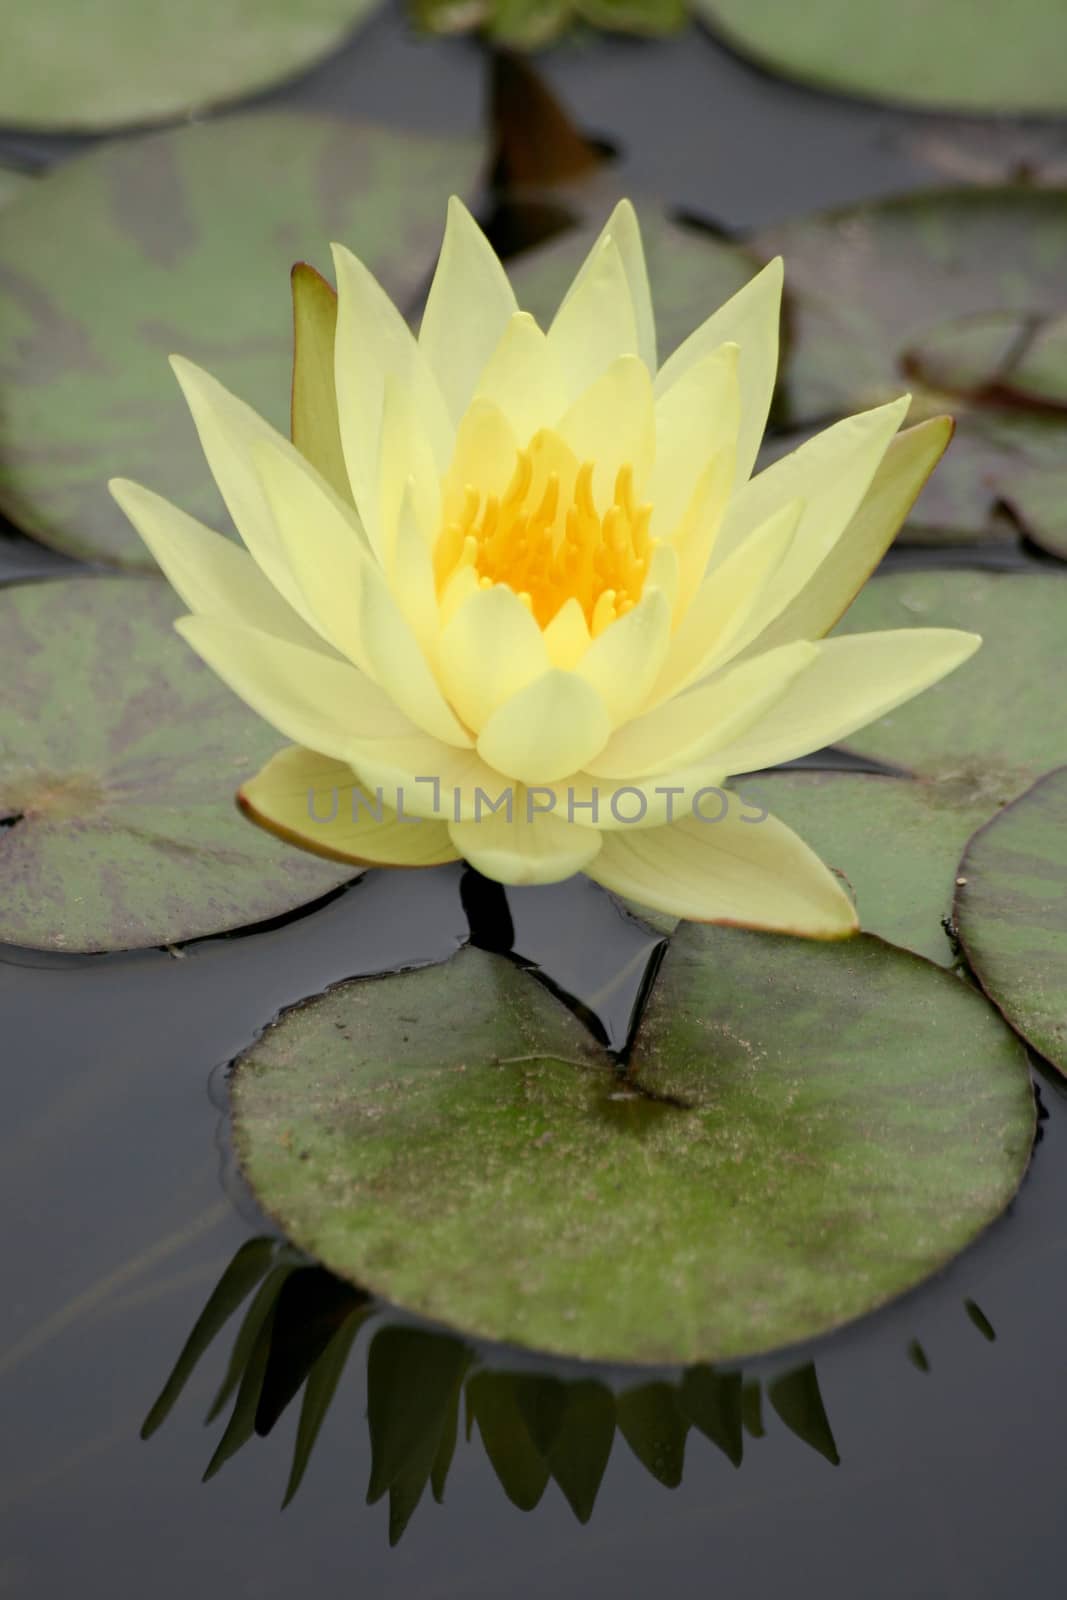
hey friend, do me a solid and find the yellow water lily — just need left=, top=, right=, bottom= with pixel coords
left=110, top=199, right=977, bottom=935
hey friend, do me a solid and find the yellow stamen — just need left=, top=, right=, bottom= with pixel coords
left=434, top=433, right=654, bottom=631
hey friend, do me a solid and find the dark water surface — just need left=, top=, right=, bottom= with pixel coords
left=3, top=11, right=1067, bottom=1597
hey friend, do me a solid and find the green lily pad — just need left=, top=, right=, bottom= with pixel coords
left=0, top=575, right=352, bottom=951
left=232, top=930, right=1033, bottom=1364
left=956, top=766, right=1067, bottom=1078
left=0, top=112, right=482, bottom=567
left=510, top=209, right=759, bottom=364
left=0, top=168, right=30, bottom=209
left=738, top=773, right=994, bottom=967
left=414, top=0, right=684, bottom=47
left=754, top=191, right=1067, bottom=555
left=0, top=2, right=383, bottom=133
left=692, top=0, right=1067, bottom=114
left=837, top=571, right=1067, bottom=784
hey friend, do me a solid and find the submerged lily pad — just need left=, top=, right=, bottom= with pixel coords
left=0, top=1, right=383, bottom=132
left=0, top=112, right=482, bottom=566
left=754, top=191, right=1067, bottom=554
left=956, top=767, right=1067, bottom=1078
left=232, top=929, right=1033, bottom=1364
left=0, top=576, right=352, bottom=951
left=693, top=0, right=1067, bottom=114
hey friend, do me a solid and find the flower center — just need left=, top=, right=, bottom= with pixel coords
left=434, top=430, right=655, bottom=635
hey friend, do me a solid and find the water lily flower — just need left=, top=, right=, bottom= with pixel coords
left=110, top=200, right=977, bottom=935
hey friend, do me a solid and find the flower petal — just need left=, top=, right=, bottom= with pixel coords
left=108, top=477, right=329, bottom=653
left=743, top=417, right=954, bottom=657
left=169, top=355, right=318, bottom=630
left=605, top=199, right=656, bottom=374
left=556, top=353, right=655, bottom=504
left=449, top=798, right=602, bottom=886
left=377, top=375, right=442, bottom=562
left=651, top=498, right=803, bottom=704
left=576, top=585, right=673, bottom=727
left=175, top=615, right=413, bottom=763
left=477, top=669, right=612, bottom=785
left=251, top=437, right=372, bottom=674
left=290, top=263, right=352, bottom=505
left=549, top=234, right=640, bottom=401
left=442, top=399, right=520, bottom=526
left=436, top=583, right=550, bottom=733
left=389, top=480, right=440, bottom=652
left=648, top=343, right=740, bottom=542
left=473, top=312, right=567, bottom=444
left=586, top=640, right=817, bottom=778
left=543, top=596, right=591, bottom=669
left=711, top=629, right=981, bottom=775
left=654, top=257, right=783, bottom=492
left=713, top=399, right=910, bottom=608
left=332, top=242, right=452, bottom=546
left=358, top=560, right=473, bottom=747
left=419, top=196, right=519, bottom=424
left=586, top=802, right=858, bottom=936
left=239, top=745, right=459, bottom=868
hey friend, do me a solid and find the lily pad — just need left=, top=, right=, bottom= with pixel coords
left=836, top=571, right=1067, bottom=785
left=754, top=191, right=1067, bottom=555
left=0, top=1, right=383, bottom=133
left=0, top=112, right=482, bottom=566
left=956, top=767, right=1067, bottom=1078
left=511, top=209, right=759, bottom=364
left=0, top=575, right=352, bottom=951
left=692, top=1, right=1067, bottom=115
left=737, top=773, right=994, bottom=967
left=232, top=930, right=1033, bottom=1364
left=414, top=0, right=685, bottom=47
left=0, top=168, right=30, bottom=209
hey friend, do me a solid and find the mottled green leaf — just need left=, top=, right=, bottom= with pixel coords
left=0, top=168, right=31, bottom=209
left=0, top=1, right=384, bottom=132
left=0, top=113, right=482, bottom=566
left=231, top=934, right=1034, bottom=1363
left=956, top=767, right=1067, bottom=1078
left=753, top=191, right=1067, bottom=555
left=692, top=0, right=1067, bottom=114
left=837, top=572, right=1067, bottom=785
left=0, top=576, right=352, bottom=951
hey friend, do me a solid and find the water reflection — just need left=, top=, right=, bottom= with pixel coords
left=143, top=1241, right=1000, bottom=1543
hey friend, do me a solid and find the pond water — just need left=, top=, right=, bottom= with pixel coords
left=2, top=10, right=1066, bottom=1597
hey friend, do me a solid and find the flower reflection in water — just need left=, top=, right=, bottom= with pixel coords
left=142, top=1238, right=993, bottom=1544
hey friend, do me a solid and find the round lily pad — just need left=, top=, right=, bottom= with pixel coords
left=836, top=571, right=1067, bottom=785
left=0, top=168, right=29, bottom=209
left=754, top=191, right=1067, bottom=555
left=956, top=766, right=1067, bottom=1078
left=232, top=930, right=1034, bottom=1363
left=693, top=1, right=1067, bottom=114
left=510, top=208, right=758, bottom=365
left=0, top=576, right=352, bottom=951
left=0, top=2, right=383, bottom=133
left=0, top=112, right=482, bottom=567
left=738, top=772, right=994, bottom=967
